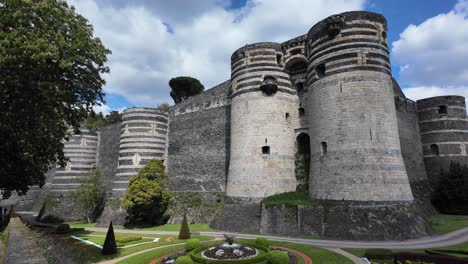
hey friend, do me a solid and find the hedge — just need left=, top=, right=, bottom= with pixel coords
left=395, top=252, right=468, bottom=264
left=189, top=242, right=270, bottom=264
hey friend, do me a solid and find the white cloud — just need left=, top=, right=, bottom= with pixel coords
left=66, top=0, right=365, bottom=106
left=92, top=104, right=111, bottom=115
left=403, top=86, right=468, bottom=102
left=392, top=0, right=468, bottom=88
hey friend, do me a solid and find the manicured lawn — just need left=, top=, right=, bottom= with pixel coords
left=262, top=191, right=320, bottom=206
left=63, top=230, right=213, bottom=263
left=66, top=222, right=216, bottom=232
left=429, top=214, right=468, bottom=234
left=73, top=234, right=155, bottom=247
left=116, top=245, right=183, bottom=264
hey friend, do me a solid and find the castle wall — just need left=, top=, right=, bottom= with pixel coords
left=306, top=12, right=413, bottom=201
left=395, top=96, right=428, bottom=182
left=167, top=81, right=231, bottom=193
left=112, top=108, right=168, bottom=197
left=225, top=43, right=298, bottom=200
left=96, top=122, right=121, bottom=195
left=417, top=96, right=468, bottom=184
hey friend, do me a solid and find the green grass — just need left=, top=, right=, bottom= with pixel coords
left=64, top=230, right=213, bottom=263
left=268, top=241, right=353, bottom=264
left=74, top=235, right=153, bottom=247
left=116, top=245, right=183, bottom=264
left=262, top=191, right=320, bottom=206
left=429, top=214, right=468, bottom=234
left=66, top=222, right=216, bottom=232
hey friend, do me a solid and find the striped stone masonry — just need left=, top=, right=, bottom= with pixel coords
left=417, top=96, right=468, bottom=183
left=50, top=128, right=99, bottom=193
left=306, top=11, right=413, bottom=201
left=112, top=107, right=169, bottom=196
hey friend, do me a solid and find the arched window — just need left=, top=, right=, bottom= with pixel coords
left=430, top=144, right=440, bottom=157
left=316, top=64, right=326, bottom=78
left=321, top=142, right=327, bottom=156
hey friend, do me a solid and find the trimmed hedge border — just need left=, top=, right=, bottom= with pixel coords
left=395, top=252, right=468, bottom=264
left=189, top=242, right=270, bottom=264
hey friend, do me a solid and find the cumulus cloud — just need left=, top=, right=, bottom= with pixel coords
left=393, top=0, right=468, bottom=91
left=67, top=0, right=364, bottom=106
left=403, top=86, right=468, bottom=101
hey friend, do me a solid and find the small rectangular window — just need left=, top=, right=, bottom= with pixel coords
left=299, top=108, right=305, bottom=117
left=285, top=113, right=290, bottom=119
left=262, top=146, right=270, bottom=155
left=438, top=105, right=448, bottom=115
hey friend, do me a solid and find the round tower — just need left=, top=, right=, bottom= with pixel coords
left=225, top=43, right=298, bottom=200
left=51, top=127, right=98, bottom=193
left=306, top=11, right=413, bottom=201
left=417, top=96, right=468, bottom=183
left=113, top=107, right=168, bottom=196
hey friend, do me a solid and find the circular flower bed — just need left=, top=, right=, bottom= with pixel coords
left=201, top=244, right=258, bottom=260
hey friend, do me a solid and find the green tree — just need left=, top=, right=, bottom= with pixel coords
left=102, top=221, right=117, bottom=255
left=69, top=168, right=106, bottom=223
left=105, top=111, right=122, bottom=124
left=121, top=160, right=170, bottom=226
left=84, top=111, right=107, bottom=128
left=178, top=213, right=191, bottom=239
left=156, top=102, right=170, bottom=112
left=169, top=77, right=204, bottom=104
left=0, top=0, right=110, bottom=198
left=432, top=162, right=468, bottom=214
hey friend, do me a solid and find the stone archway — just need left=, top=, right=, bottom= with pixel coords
left=295, top=133, right=310, bottom=191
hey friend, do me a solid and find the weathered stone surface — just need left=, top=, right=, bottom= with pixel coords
left=97, top=122, right=121, bottom=195
left=298, top=205, right=324, bottom=236
left=324, top=201, right=432, bottom=240
left=210, top=203, right=261, bottom=233
left=260, top=204, right=299, bottom=235
left=166, top=192, right=224, bottom=224
left=97, top=198, right=127, bottom=227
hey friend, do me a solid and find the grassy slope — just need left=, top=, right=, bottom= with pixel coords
left=116, top=245, right=183, bottom=264
left=429, top=214, right=468, bottom=234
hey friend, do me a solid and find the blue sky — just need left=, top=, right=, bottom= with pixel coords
left=66, top=0, right=468, bottom=113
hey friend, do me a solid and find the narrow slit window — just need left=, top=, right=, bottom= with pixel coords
left=430, top=144, right=440, bottom=157
left=321, top=142, right=327, bottom=156
left=316, top=64, right=326, bottom=78
left=262, top=146, right=270, bottom=155
left=285, top=113, right=290, bottom=119
left=438, top=105, right=448, bottom=115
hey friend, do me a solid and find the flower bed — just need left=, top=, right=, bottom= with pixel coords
left=190, top=243, right=269, bottom=264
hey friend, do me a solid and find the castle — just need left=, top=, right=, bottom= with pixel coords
left=14, top=11, right=468, bottom=240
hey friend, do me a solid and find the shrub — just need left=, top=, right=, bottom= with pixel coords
left=185, top=239, right=200, bottom=251
left=255, top=237, right=270, bottom=248
left=102, top=221, right=117, bottom=255
left=122, top=160, right=170, bottom=226
left=395, top=252, right=468, bottom=264
left=41, top=215, right=64, bottom=224
left=115, top=236, right=142, bottom=244
left=266, top=250, right=289, bottom=264
left=175, top=256, right=193, bottom=264
left=364, top=248, right=394, bottom=260
left=179, top=213, right=191, bottom=239
left=56, top=224, right=70, bottom=234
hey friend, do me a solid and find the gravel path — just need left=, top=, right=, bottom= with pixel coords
left=5, top=217, right=47, bottom=264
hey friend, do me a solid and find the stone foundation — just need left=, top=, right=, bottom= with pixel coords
left=212, top=200, right=432, bottom=240
left=166, top=192, right=224, bottom=224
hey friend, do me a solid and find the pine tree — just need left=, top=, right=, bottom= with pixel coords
left=102, top=221, right=117, bottom=255
left=178, top=213, right=191, bottom=239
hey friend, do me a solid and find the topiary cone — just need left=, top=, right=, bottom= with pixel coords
left=178, top=213, right=191, bottom=239
left=102, top=221, right=117, bottom=255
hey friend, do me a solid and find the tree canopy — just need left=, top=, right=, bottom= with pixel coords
left=0, top=0, right=110, bottom=198
left=69, top=168, right=106, bottom=223
left=169, top=77, right=204, bottom=104
left=84, top=111, right=122, bottom=128
left=121, top=159, right=170, bottom=226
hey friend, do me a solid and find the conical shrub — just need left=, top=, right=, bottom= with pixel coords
left=178, top=213, right=191, bottom=239
left=102, top=221, right=117, bottom=255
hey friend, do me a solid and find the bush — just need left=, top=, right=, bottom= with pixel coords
left=115, top=236, right=142, bottom=244
left=175, top=256, right=193, bottom=264
left=364, top=248, right=394, bottom=260
left=56, top=224, right=70, bottom=234
left=179, top=213, right=191, bottom=239
left=41, top=215, right=64, bottom=224
left=266, top=250, right=289, bottom=264
left=255, top=237, right=270, bottom=248
left=122, top=160, right=170, bottom=226
left=185, top=239, right=200, bottom=251
left=395, top=252, right=468, bottom=264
